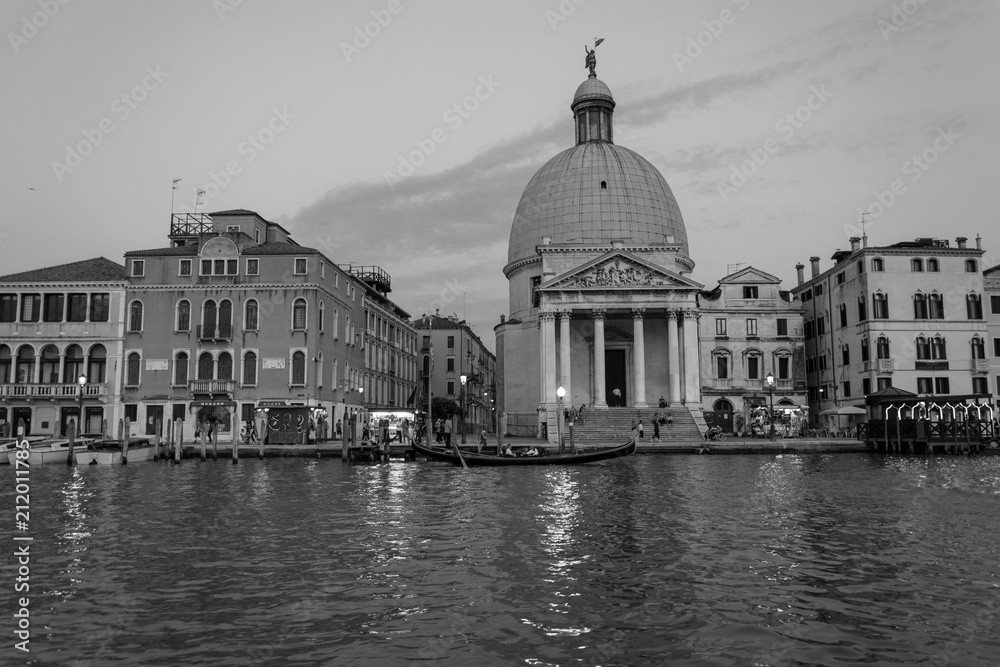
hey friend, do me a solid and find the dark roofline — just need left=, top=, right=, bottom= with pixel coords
left=0, top=257, right=128, bottom=283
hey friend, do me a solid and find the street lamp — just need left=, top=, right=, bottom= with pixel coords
left=765, top=372, right=775, bottom=440
left=556, top=385, right=566, bottom=454
left=77, top=374, right=87, bottom=434
left=460, top=373, right=467, bottom=444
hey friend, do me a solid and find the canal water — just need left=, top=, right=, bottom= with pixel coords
left=3, top=453, right=999, bottom=666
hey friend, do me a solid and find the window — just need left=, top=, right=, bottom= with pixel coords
left=20, top=294, right=39, bottom=322
left=804, top=321, right=814, bottom=339
left=871, top=258, right=884, bottom=271
left=876, top=336, right=890, bottom=359
left=915, top=336, right=931, bottom=360
left=446, top=357, right=455, bottom=372
left=746, top=318, right=757, bottom=337
left=911, top=258, right=923, bottom=272
left=778, top=356, right=789, bottom=379
left=444, top=379, right=454, bottom=396
left=747, top=356, right=759, bottom=380
left=743, top=286, right=758, bottom=299
left=128, top=301, right=143, bottom=332
left=776, top=318, right=787, bottom=336
left=716, top=318, right=727, bottom=336
left=857, top=260, right=864, bottom=275
left=445, top=335, right=455, bottom=349
left=858, top=296, right=867, bottom=321
left=995, top=338, right=1000, bottom=357
left=217, top=352, right=233, bottom=381
left=842, top=345, right=850, bottom=365
left=320, top=262, right=325, bottom=278
left=877, top=377, right=892, bottom=391
left=244, top=300, right=258, bottom=331
left=971, top=337, right=985, bottom=359
left=201, top=259, right=212, bottom=275
left=842, top=381, right=851, bottom=397
left=89, top=293, right=109, bottom=322
left=40, top=345, right=58, bottom=384
left=227, top=259, right=238, bottom=275
left=255, top=229, right=261, bottom=243
left=131, top=260, right=145, bottom=277
left=294, top=258, right=307, bottom=275
left=927, top=258, right=939, bottom=272
left=218, top=300, right=233, bottom=338
left=319, top=303, right=325, bottom=333
left=917, top=377, right=933, bottom=393
left=292, top=298, right=307, bottom=330
left=817, top=317, right=825, bottom=336
left=966, top=294, right=982, bottom=320
left=965, top=259, right=977, bottom=273
left=174, top=352, right=188, bottom=386
left=836, top=272, right=845, bottom=285
left=63, top=345, right=83, bottom=384
left=198, top=352, right=213, bottom=380
left=819, top=354, right=827, bottom=371
left=214, top=259, right=225, bottom=275
left=243, top=351, right=257, bottom=385
left=291, top=351, right=306, bottom=385
left=179, top=259, right=192, bottom=276
left=124, top=404, right=138, bottom=422
left=913, top=293, right=928, bottom=319
left=972, top=377, right=988, bottom=395
left=861, top=338, right=869, bottom=362
left=0, top=295, right=15, bottom=322
left=126, top=352, right=140, bottom=386
left=87, top=345, right=106, bottom=383
left=67, top=294, right=87, bottom=322
left=928, top=293, right=944, bottom=319
left=802, top=289, right=812, bottom=302
left=15, top=345, right=34, bottom=383
left=202, top=300, right=217, bottom=336
left=934, top=377, right=950, bottom=394
left=227, top=224, right=240, bottom=232
left=873, top=293, right=889, bottom=319
left=171, top=300, right=188, bottom=332
left=246, top=259, right=259, bottom=275
left=991, top=295, right=1000, bottom=314
left=839, top=304, right=847, bottom=327
left=43, top=294, right=64, bottom=322
left=931, top=336, right=946, bottom=360
left=862, top=378, right=871, bottom=396
left=716, top=356, right=728, bottom=379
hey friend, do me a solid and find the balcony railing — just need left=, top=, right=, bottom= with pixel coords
left=196, top=324, right=233, bottom=341
left=189, top=379, right=235, bottom=395
left=972, top=358, right=989, bottom=373
left=0, top=383, right=107, bottom=399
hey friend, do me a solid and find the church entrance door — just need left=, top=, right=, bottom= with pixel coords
left=605, top=349, right=627, bottom=407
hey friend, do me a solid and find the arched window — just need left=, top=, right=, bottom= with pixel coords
left=292, top=299, right=307, bottom=330
left=911, top=258, right=923, bottom=272
left=174, top=352, right=189, bottom=386
left=913, top=293, right=927, bottom=319
left=244, top=300, right=259, bottom=331
left=873, top=293, right=889, bottom=319
left=931, top=336, right=947, bottom=360
left=971, top=337, right=986, bottom=359
left=15, top=345, right=35, bottom=383
left=927, top=258, right=939, bottom=272
left=928, top=293, right=944, bottom=319
left=333, top=308, right=339, bottom=337
left=128, top=301, right=143, bottom=332
left=198, top=352, right=214, bottom=380
left=857, top=295, right=867, bottom=321
left=0, top=345, right=11, bottom=384
left=218, top=300, right=233, bottom=338
left=291, top=351, right=306, bottom=385
left=966, top=259, right=978, bottom=273
left=126, top=352, right=140, bottom=386
left=713, top=350, right=731, bottom=379
left=217, top=352, right=233, bottom=380
left=87, top=345, right=107, bottom=383
left=331, top=356, right=338, bottom=386
left=40, top=345, right=59, bottom=384
left=966, top=293, right=983, bottom=319
left=876, top=336, right=890, bottom=359
left=713, top=398, right=734, bottom=412
left=915, top=336, right=930, bottom=360
left=861, top=337, right=870, bottom=362
left=243, top=351, right=257, bottom=385
left=177, top=300, right=191, bottom=331
left=871, top=258, right=884, bottom=272
left=319, top=302, right=325, bottom=333
left=202, top=300, right=217, bottom=337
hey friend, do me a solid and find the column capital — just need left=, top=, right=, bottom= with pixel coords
left=538, top=311, right=557, bottom=323
left=631, top=308, right=646, bottom=319
left=557, top=310, right=573, bottom=322
left=666, top=309, right=679, bottom=321
left=592, top=309, right=606, bottom=321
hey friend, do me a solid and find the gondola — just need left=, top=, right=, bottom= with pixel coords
left=410, top=438, right=636, bottom=466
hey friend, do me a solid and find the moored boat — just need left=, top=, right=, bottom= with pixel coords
left=74, top=438, right=155, bottom=465
left=6, top=437, right=99, bottom=465
left=0, top=436, right=47, bottom=463
left=411, top=438, right=636, bottom=466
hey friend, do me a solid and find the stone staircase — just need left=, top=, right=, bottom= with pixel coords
left=569, top=406, right=703, bottom=446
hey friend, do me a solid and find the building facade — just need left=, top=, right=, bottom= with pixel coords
left=414, top=312, right=497, bottom=434
left=121, top=210, right=366, bottom=441
left=698, top=267, right=807, bottom=435
left=984, top=262, right=1000, bottom=409
left=791, top=236, right=991, bottom=425
left=0, top=258, right=127, bottom=437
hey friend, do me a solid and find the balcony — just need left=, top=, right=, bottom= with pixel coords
left=864, top=359, right=894, bottom=373
left=189, top=379, right=235, bottom=395
left=915, top=360, right=948, bottom=371
left=196, top=324, right=233, bottom=341
left=971, top=358, right=989, bottom=373
left=0, top=383, right=107, bottom=400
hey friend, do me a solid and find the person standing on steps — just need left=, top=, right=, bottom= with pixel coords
left=612, top=387, right=622, bottom=407
left=652, top=413, right=661, bottom=441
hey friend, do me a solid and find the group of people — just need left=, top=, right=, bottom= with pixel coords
left=631, top=410, right=672, bottom=441
left=433, top=418, right=454, bottom=446
left=502, top=444, right=545, bottom=457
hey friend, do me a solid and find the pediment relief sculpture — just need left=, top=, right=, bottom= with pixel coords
left=568, top=258, right=668, bottom=288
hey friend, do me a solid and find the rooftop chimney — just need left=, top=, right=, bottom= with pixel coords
left=795, top=263, right=805, bottom=285
left=850, top=236, right=861, bottom=252
left=810, top=256, right=820, bottom=278
left=956, top=236, right=967, bottom=249
left=976, top=234, right=982, bottom=250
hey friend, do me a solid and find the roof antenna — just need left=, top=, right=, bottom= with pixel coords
left=171, top=178, right=181, bottom=215
left=859, top=209, right=872, bottom=248
left=194, top=189, right=206, bottom=213
left=727, top=262, right=745, bottom=275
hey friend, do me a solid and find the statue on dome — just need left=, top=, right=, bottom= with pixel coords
left=584, top=37, right=603, bottom=77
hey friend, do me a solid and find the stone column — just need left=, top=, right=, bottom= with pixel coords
left=683, top=310, right=701, bottom=405
left=667, top=309, right=681, bottom=405
left=558, top=310, right=572, bottom=400
left=538, top=317, right=545, bottom=404
left=540, top=311, right=557, bottom=406
left=632, top=309, right=647, bottom=407
left=593, top=309, right=607, bottom=408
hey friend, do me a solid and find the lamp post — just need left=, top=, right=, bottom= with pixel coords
left=765, top=372, right=775, bottom=440
left=77, top=374, right=87, bottom=433
left=460, top=373, right=467, bottom=444
left=556, top=385, right=566, bottom=453
left=567, top=406, right=575, bottom=453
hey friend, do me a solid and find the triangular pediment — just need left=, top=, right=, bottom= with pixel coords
left=718, top=266, right=780, bottom=284
left=539, top=250, right=703, bottom=291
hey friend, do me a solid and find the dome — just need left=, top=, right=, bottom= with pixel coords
left=507, top=142, right=689, bottom=265
left=572, top=76, right=614, bottom=107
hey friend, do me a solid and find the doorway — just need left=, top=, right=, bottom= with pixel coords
left=12, top=407, right=32, bottom=435
left=60, top=407, right=81, bottom=436
left=146, top=405, right=164, bottom=436
left=605, top=349, right=627, bottom=406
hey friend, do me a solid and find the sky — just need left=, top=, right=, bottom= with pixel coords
left=3, top=0, right=998, bottom=352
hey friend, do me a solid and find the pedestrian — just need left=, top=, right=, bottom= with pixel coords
left=444, top=418, right=452, bottom=446
left=658, top=396, right=666, bottom=408
left=435, top=419, right=443, bottom=443
left=637, top=418, right=644, bottom=440
left=652, top=413, right=661, bottom=441
left=478, top=429, right=487, bottom=453
left=578, top=404, right=586, bottom=423
left=335, top=419, right=342, bottom=438
left=612, top=388, right=622, bottom=407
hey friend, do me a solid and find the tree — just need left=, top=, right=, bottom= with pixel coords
left=431, top=397, right=461, bottom=423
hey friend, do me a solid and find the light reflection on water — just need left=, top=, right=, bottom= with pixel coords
left=3, top=453, right=1000, bottom=666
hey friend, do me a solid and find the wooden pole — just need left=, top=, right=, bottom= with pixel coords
left=341, top=407, right=349, bottom=462
left=212, top=421, right=218, bottom=461
left=67, top=419, right=76, bottom=466
left=258, top=413, right=266, bottom=460
left=232, top=412, right=239, bottom=465
left=173, top=418, right=182, bottom=463
left=122, top=432, right=129, bottom=465
left=200, top=421, right=207, bottom=461
left=154, top=418, right=161, bottom=461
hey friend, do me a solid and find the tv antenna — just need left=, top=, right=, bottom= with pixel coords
left=727, top=262, right=745, bottom=275
left=170, top=178, right=181, bottom=215
left=859, top=209, right=872, bottom=248
left=194, top=188, right=206, bottom=213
